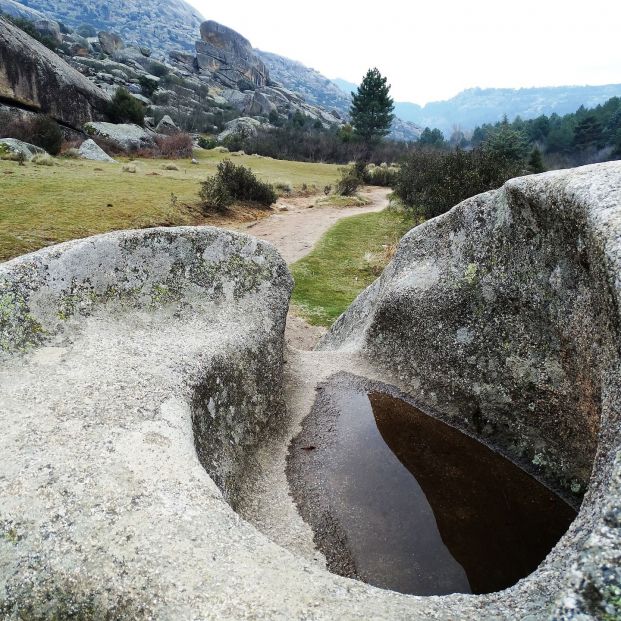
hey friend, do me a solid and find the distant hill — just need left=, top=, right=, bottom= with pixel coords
left=332, top=78, right=358, bottom=97
left=333, top=81, right=621, bottom=137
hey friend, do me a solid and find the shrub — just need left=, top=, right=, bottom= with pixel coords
left=335, top=166, right=362, bottom=196
left=2, top=115, right=63, bottom=155
left=139, top=75, right=159, bottom=98
left=198, top=136, right=218, bottom=150
left=148, top=62, right=169, bottom=78
left=393, top=147, right=523, bottom=219
left=155, top=133, right=193, bottom=158
left=199, top=176, right=232, bottom=211
left=106, top=87, right=145, bottom=125
left=60, top=139, right=82, bottom=157
left=0, top=12, right=57, bottom=49
left=363, top=164, right=398, bottom=187
left=199, top=159, right=277, bottom=211
left=275, top=182, right=292, bottom=194
left=76, top=24, right=96, bottom=38
left=32, top=153, right=55, bottom=166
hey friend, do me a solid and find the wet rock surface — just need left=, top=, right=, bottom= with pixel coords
left=287, top=373, right=577, bottom=596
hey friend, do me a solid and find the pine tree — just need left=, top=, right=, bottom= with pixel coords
left=527, top=147, right=546, bottom=173
left=350, top=68, right=395, bottom=149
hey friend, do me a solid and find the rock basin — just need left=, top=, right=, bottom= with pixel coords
left=0, top=162, right=620, bottom=619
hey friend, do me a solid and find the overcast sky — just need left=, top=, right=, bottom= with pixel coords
left=187, top=0, right=620, bottom=105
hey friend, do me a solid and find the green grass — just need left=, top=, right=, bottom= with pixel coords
left=291, top=208, right=415, bottom=326
left=0, top=149, right=340, bottom=261
left=316, top=194, right=372, bottom=207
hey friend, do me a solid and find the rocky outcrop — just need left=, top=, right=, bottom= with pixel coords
left=0, top=17, right=110, bottom=128
left=1, top=167, right=620, bottom=619
left=0, top=0, right=46, bottom=21
left=321, top=162, right=621, bottom=618
left=97, top=30, right=124, bottom=55
left=77, top=137, right=115, bottom=161
left=154, top=113, right=178, bottom=134
left=195, top=20, right=269, bottom=90
left=2, top=0, right=204, bottom=54
left=83, top=121, right=155, bottom=150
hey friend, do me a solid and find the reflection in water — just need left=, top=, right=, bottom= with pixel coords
left=319, top=389, right=576, bottom=596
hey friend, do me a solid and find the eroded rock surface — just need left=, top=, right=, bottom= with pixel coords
left=1, top=166, right=620, bottom=620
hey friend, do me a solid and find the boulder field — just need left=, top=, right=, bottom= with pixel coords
left=0, top=163, right=620, bottom=619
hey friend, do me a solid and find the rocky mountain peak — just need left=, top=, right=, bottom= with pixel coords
left=195, top=20, right=269, bottom=90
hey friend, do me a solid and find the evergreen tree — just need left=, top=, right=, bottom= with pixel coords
left=418, top=127, right=446, bottom=148
left=573, top=115, right=603, bottom=150
left=527, top=147, right=546, bottom=173
left=350, top=68, right=395, bottom=149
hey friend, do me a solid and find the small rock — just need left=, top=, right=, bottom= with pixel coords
left=78, top=139, right=116, bottom=163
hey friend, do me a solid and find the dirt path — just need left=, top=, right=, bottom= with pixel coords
left=235, top=186, right=390, bottom=349
left=243, top=186, right=390, bottom=264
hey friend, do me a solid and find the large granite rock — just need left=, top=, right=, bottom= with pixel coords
left=97, top=30, right=124, bottom=55
left=0, top=137, right=46, bottom=159
left=0, top=17, right=109, bottom=128
left=77, top=138, right=116, bottom=162
left=196, top=20, right=269, bottom=89
left=217, top=116, right=264, bottom=142
left=154, top=114, right=179, bottom=134
left=0, top=227, right=296, bottom=617
left=83, top=121, right=155, bottom=151
left=320, top=162, right=621, bottom=618
left=1, top=166, right=620, bottom=619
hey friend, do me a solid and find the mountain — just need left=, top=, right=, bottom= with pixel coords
left=0, top=0, right=203, bottom=53
left=396, top=85, right=621, bottom=135
left=333, top=81, right=621, bottom=137
left=2, top=0, right=421, bottom=140
left=258, top=51, right=350, bottom=119
left=332, top=78, right=357, bottom=97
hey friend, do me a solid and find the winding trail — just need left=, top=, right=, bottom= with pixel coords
left=244, top=186, right=390, bottom=264
left=239, top=185, right=391, bottom=349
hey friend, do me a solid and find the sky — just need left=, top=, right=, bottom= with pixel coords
left=187, top=0, right=621, bottom=105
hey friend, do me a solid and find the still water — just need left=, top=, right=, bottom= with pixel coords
left=299, top=388, right=577, bottom=595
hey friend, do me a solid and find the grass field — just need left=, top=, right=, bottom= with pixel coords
left=0, top=149, right=340, bottom=261
left=291, top=208, right=415, bottom=326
